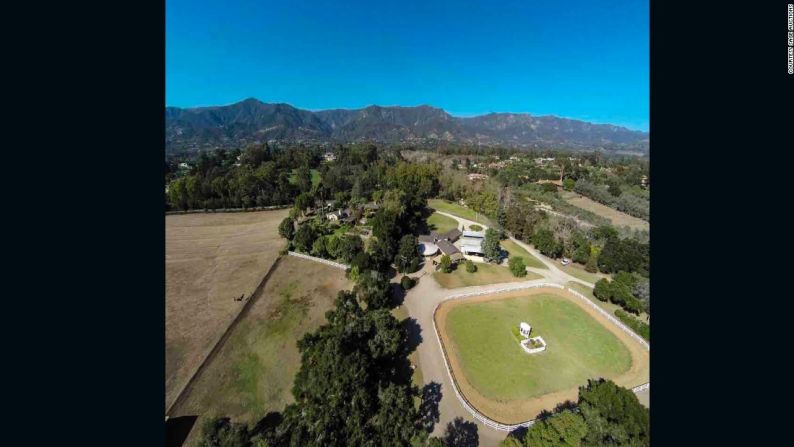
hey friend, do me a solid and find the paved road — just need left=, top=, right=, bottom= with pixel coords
left=402, top=211, right=642, bottom=445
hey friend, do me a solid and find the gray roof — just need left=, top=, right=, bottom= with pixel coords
left=442, top=228, right=462, bottom=242
left=418, top=235, right=435, bottom=243
left=436, top=240, right=460, bottom=255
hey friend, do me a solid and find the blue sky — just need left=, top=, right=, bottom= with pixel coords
left=166, top=0, right=649, bottom=131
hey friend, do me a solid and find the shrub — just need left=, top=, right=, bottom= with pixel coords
left=593, top=278, right=612, bottom=301
left=508, top=256, right=527, bottom=277
left=438, top=255, right=453, bottom=273
left=469, top=224, right=483, bottom=231
left=278, top=217, right=295, bottom=240
left=400, top=275, right=416, bottom=290
left=465, top=260, right=477, bottom=273
left=585, top=253, right=598, bottom=272
left=615, top=309, right=650, bottom=341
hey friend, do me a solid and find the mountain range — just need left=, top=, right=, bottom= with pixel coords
left=166, top=98, right=649, bottom=154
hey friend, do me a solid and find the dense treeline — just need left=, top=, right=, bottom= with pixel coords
left=501, top=200, right=650, bottom=278
left=594, top=272, right=650, bottom=316
left=500, top=379, right=650, bottom=447
left=166, top=144, right=323, bottom=211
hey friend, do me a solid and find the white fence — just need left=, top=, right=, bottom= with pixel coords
left=433, top=282, right=650, bottom=432
left=287, top=251, right=350, bottom=270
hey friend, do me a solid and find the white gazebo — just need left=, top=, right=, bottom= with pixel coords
left=519, top=322, right=531, bottom=338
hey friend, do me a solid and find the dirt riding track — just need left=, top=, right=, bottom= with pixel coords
left=166, top=209, right=289, bottom=412
left=435, top=287, right=649, bottom=424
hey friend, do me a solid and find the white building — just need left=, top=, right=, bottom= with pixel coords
left=519, top=322, right=531, bottom=338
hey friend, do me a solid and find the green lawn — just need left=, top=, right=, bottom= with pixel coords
left=289, top=168, right=321, bottom=187
left=433, top=263, right=542, bottom=289
left=500, top=239, right=547, bottom=269
left=428, top=199, right=491, bottom=225
left=427, top=212, right=459, bottom=233
left=559, top=263, right=604, bottom=284
left=445, top=294, right=632, bottom=400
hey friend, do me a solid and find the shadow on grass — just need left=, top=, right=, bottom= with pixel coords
left=443, top=417, right=479, bottom=447
left=419, top=382, right=443, bottom=432
left=165, top=415, right=198, bottom=447
left=401, top=317, right=423, bottom=355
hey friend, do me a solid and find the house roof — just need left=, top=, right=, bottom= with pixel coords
left=462, top=230, right=484, bottom=239
left=418, top=235, right=435, bottom=243
left=442, top=228, right=462, bottom=242
left=436, top=240, right=460, bottom=255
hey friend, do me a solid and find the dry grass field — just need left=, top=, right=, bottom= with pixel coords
left=165, top=209, right=289, bottom=412
left=560, top=191, right=649, bottom=231
left=169, top=256, right=352, bottom=430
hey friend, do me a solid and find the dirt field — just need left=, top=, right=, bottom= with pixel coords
left=434, top=287, right=649, bottom=424
left=166, top=209, right=289, bottom=412
left=560, top=191, right=649, bottom=231
left=170, top=257, right=351, bottom=428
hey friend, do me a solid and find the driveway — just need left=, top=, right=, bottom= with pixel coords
left=400, top=211, right=642, bottom=445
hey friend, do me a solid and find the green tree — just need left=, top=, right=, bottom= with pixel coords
left=584, top=253, right=598, bottom=273
left=278, top=217, right=295, bottom=240
left=295, top=165, right=313, bottom=193
left=578, top=379, right=649, bottom=446
left=509, top=256, right=527, bottom=277
left=311, top=236, right=328, bottom=258
left=593, top=278, right=612, bottom=302
left=608, top=182, right=622, bottom=197
left=337, top=235, right=363, bottom=264
left=482, top=228, right=502, bottom=262
left=438, top=255, right=453, bottom=273
left=197, top=417, right=250, bottom=447
left=465, top=260, right=477, bottom=273
left=563, top=178, right=576, bottom=191
left=534, top=229, right=563, bottom=258
left=525, top=409, right=587, bottom=447
left=293, top=224, right=316, bottom=253
left=354, top=270, right=392, bottom=309
left=294, top=192, right=314, bottom=215
left=395, top=235, right=421, bottom=273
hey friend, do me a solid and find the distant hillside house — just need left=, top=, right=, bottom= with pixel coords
left=534, top=157, right=555, bottom=165
left=323, top=152, right=336, bottom=162
left=326, top=208, right=354, bottom=223
left=468, top=173, right=489, bottom=182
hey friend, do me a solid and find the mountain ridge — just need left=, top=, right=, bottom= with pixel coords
left=166, top=98, right=649, bottom=153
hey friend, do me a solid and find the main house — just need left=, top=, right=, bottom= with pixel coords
left=418, top=229, right=464, bottom=261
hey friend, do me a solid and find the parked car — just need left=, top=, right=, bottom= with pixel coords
left=560, top=258, right=571, bottom=266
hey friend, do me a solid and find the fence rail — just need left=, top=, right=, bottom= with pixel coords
left=287, top=251, right=350, bottom=270
left=433, top=282, right=650, bottom=432
left=165, top=204, right=292, bottom=215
